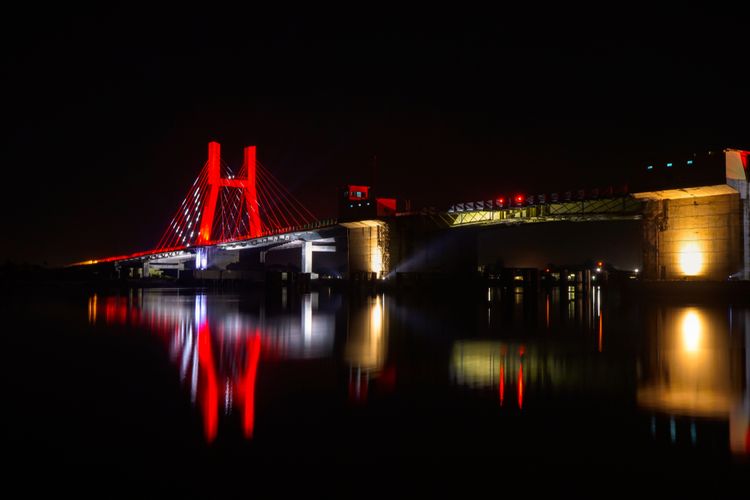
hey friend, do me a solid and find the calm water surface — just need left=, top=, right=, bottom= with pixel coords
left=5, top=285, right=749, bottom=491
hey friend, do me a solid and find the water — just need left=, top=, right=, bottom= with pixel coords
left=4, top=285, right=749, bottom=492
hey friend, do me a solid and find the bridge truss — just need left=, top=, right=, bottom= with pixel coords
left=442, top=196, right=643, bottom=228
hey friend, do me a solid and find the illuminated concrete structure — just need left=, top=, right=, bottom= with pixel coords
left=635, top=149, right=749, bottom=280
left=341, top=220, right=390, bottom=279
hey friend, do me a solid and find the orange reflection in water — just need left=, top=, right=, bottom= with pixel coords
left=638, top=307, right=737, bottom=418
left=638, top=305, right=749, bottom=456
left=345, top=295, right=392, bottom=403
left=87, top=294, right=98, bottom=324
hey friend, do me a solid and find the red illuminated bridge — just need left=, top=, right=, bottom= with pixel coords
left=76, top=142, right=339, bottom=275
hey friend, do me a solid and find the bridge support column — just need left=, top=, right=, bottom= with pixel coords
left=343, top=221, right=390, bottom=279
left=302, top=241, right=313, bottom=274
left=195, top=248, right=208, bottom=270
left=197, top=142, right=221, bottom=244
left=244, top=146, right=262, bottom=239
left=195, top=247, right=239, bottom=271
left=640, top=193, right=742, bottom=281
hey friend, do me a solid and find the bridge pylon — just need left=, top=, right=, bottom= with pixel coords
left=197, top=142, right=262, bottom=244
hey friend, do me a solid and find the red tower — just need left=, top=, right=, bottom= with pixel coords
left=197, top=142, right=262, bottom=244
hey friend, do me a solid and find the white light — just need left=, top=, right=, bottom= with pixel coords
left=634, top=268, right=639, bottom=273
left=682, top=310, right=701, bottom=352
left=596, top=267, right=601, bottom=273
left=679, top=243, right=703, bottom=276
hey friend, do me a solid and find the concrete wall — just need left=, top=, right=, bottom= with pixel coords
left=642, top=193, right=742, bottom=280
left=347, top=222, right=390, bottom=278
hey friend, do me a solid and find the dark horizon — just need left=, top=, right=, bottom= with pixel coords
left=4, top=8, right=749, bottom=266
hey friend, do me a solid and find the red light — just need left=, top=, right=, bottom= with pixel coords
left=499, top=363, right=505, bottom=406
left=597, top=261, right=603, bottom=267
left=497, top=197, right=505, bottom=205
left=241, top=334, right=261, bottom=438
left=198, top=320, right=219, bottom=443
left=515, top=194, right=524, bottom=204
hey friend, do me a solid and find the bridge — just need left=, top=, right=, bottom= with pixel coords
left=76, top=142, right=340, bottom=277
left=76, top=143, right=750, bottom=282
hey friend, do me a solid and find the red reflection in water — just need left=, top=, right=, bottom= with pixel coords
left=499, top=364, right=505, bottom=406
left=92, top=295, right=269, bottom=443
left=518, top=346, right=525, bottom=410
left=197, top=320, right=219, bottom=443
left=238, top=334, right=261, bottom=438
left=379, top=365, right=397, bottom=393
left=105, top=297, right=129, bottom=325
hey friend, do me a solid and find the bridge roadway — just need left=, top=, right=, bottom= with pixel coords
left=77, top=196, right=646, bottom=274
left=77, top=220, right=339, bottom=270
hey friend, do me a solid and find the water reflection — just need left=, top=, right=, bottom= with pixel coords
left=638, top=305, right=749, bottom=455
left=83, top=287, right=749, bottom=458
left=88, top=289, right=336, bottom=442
left=344, top=295, right=394, bottom=403
left=451, top=340, right=628, bottom=409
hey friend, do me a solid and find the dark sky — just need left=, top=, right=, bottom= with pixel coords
left=3, top=7, right=749, bottom=266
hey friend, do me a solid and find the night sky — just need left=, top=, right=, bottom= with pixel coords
left=4, top=8, right=749, bottom=266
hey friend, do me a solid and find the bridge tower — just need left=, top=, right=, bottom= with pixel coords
left=197, top=142, right=262, bottom=244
